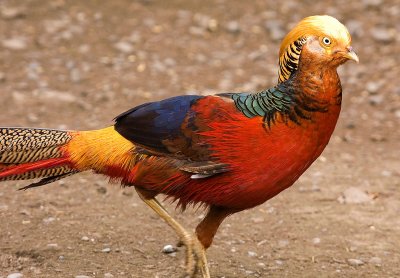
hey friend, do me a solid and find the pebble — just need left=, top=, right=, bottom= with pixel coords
left=97, top=187, right=107, bottom=194
left=247, top=251, right=257, bottom=257
left=2, top=37, right=27, bottom=50
left=362, top=0, right=383, bottom=7
left=368, top=95, right=384, bottom=105
left=251, top=217, right=264, bottom=223
left=75, top=276, right=90, bottom=278
left=264, top=20, right=285, bottom=41
left=114, top=41, right=134, bottom=54
left=70, top=68, right=81, bottom=83
left=101, top=247, right=111, bottom=253
left=345, top=20, right=364, bottom=38
left=347, top=258, right=364, bottom=266
left=81, top=236, right=90, bottom=241
left=278, top=240, right=289, bottom=248
left=366, top=82, right=380, bottom=94
left=193, top=14, right=218, bottom=32
left=104, top=273, right=114, bottom=278
left=257, top=262, right=266, bottom=267
left=370, top=27, right=395, bottom=43
left=7, top=273, right=23, bottom=278
left=43, top=217, right=56, bottom=224
left=1, top=7, right=26, bottom=19
left=46, top=243, right=59, bottom=249
left=368, top=257, right=382, bottom=265
left=338, top=187, right=373, bottom=204
left=312, top=237, right=321, bottom=245
left=189, top=26, right=205, bottom=36
left=225, top=21, right=241, bottom=34
left=162, top=244, right=177, bottom=254
left=38, top=90, right=78, bottom=103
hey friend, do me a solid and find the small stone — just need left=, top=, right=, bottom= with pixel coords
left=1, top=7, right=26, bottom=19
left=257, top=262, right=266, bottom=267
left=347, top=258, right=364, bottom=266
left=275, top=260, right=283, bottom=265
left=368, top=95, right=384, bottom=105
left=75, top=276, right=90, bottom=278
left=264, top=20, right=285, bottom=41
left=189, top=26, right=205, bottom=36
left=43, top=217, right=56, bottom=224
left=368, top=257, right=382, bottom=265
left=104, top=273, right=114, bottom=278
left=193, top=14, right=218, bottom=32
left=97, top=187, right=107, bottom=194
left=251, top=217, right=264, bottom=223
left=39, top=90, right=78, bottom=103
left=114, top=41, right=134, bottom=53
left=366, top=81, right=380, bottom=94
left=278, top=240, right=289, bottom=248
left=46, top=243, right=59, bottom=249
left=362, top=0, right=383, bottom=7
left=370, top=27, right=395, bottom=43
left=370, top=133, right=386, bottom=142
left=225, top=21, right=241, bottom=34
left=2, top=37, right=27, bottom=50
left=345, top=20, right=364, bottom=38
left=7, top=273, right=23, bottom=278
left=338, top=187, right=373, bottom=204
left=81, top=236, right=90, bottom=241
left=247, top=251, right=257, bottom=257
left=70, top=68, right=81, bottom=83
left=162, top=244, right=177, bottom=254
left=312, top=237, right=321, bottom=245
left=381, top=170, right=392, bottom=177
left=101, top=247, right=111, bottom=253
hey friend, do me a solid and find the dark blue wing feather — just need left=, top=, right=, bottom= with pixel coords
left=114, top=95, right=203, bottom=154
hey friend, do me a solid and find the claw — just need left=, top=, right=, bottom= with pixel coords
left=178, top=234, right=210, bottom=278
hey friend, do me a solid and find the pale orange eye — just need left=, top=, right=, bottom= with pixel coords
left=322, top=37, right=331, bottom=46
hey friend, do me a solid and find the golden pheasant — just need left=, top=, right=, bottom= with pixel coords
left=0, top=15, right=358, bottom=277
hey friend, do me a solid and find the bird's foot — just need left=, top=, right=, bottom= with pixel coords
left=177, top=232, right=196, bottom=277
left=177, top=234, right=210, bottom=278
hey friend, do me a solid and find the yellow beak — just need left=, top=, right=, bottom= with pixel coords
left=344, top=47, right=359, bottom=63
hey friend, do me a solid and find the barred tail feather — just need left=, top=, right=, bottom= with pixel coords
left=0, top=127, right=78, bottom=188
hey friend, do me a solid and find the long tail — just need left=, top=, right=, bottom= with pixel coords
left=0, top=126, right=137, bottom=190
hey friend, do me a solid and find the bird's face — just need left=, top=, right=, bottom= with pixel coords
left=302, top=29, right=359, bottom=67
left=278, top=15, right=358, bottom=82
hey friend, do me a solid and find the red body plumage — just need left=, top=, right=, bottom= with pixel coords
left=0, top=15, right=359, bottom=277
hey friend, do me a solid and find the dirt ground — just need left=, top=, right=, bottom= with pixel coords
left=0, top=0, right=399, bottom=277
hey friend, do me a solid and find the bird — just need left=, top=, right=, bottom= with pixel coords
left=0, top=15, right=358, bottom=277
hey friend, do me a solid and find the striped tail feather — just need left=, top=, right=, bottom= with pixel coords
left=0, top=127, right=79, bottom=189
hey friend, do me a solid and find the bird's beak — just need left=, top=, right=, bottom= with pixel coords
left=343, top=46, right=359, bottom=63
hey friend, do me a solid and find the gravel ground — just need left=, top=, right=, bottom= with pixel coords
left=0, top=0, right=399, bottom=277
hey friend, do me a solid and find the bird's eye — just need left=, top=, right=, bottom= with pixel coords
left=322, top=37, right=331, bottom=46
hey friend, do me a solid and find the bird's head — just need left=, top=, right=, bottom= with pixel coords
left=278, top=15, right=358, bottom=83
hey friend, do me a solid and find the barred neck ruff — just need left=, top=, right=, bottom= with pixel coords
left=278, top=37, right=307, bottom=83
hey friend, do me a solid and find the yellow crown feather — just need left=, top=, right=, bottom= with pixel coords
left=279, top=15, right=351, bottom=57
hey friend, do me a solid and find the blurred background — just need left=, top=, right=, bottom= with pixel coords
left=0, top=0, right=399, bottom=277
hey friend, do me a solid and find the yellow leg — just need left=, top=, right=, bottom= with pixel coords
left=193, top=241, right=210, bottom=278
left=136, top=189, right=210, bottom=278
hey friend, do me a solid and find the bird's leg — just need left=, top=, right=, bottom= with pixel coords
left=135, top=188, right=197, bottom=277
left=195, top=206, right=237, bottom=277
